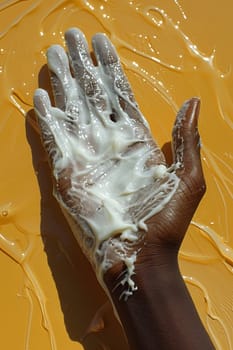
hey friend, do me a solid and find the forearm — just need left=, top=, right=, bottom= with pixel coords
left=104, top=259, right=215, bottom=350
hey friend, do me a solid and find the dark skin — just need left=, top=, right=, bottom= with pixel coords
left=104, top=100, right=214, bottom=350
left=34, top=28, right=215, bottom=350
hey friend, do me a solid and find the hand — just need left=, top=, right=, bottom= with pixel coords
left=33, top=28, right=205, bottom=299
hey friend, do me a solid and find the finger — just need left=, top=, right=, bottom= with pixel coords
left=47, top=45, right=84, bottom=132
left=65, top=28, right=103, bottom=100
left=47, top=45, right=74, bottom=110
left=92, top=33, right=150, bottom=126
left=33, top=88, right=62, bottom=166
left=92, top=33, right=165, bottom=162
left=92, top=33, right=135, bottom=103
left=172, top=97, right=204, bottom=182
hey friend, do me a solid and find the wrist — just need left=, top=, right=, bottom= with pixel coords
left=103, top=253, right=182, bottom=306
left=104, top=257, right=215, bottom=350
left=103, top=240, right=181, bottom=299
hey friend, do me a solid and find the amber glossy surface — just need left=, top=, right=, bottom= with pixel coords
left=1, top=1, right=233, bottom=349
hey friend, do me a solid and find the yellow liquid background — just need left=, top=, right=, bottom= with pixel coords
left=1, top=1, right=233, bottom=349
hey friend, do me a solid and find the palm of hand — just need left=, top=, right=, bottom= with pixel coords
left=34, top=28, right=205, bottom=297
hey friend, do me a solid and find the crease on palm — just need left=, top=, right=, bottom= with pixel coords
left=33, top=28, right=182, bottom=298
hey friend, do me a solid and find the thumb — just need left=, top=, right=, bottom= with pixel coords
left=172, top=98, right=206, bottom=195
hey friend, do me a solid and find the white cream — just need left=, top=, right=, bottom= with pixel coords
left=34, top=31, right=180, bottom=299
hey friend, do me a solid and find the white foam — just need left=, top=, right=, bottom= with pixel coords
left=34, top=38, right=180, bottom=299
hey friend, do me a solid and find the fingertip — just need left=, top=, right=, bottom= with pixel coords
left=65, top=27, right=88, bottom=52
left=46, top=44, right=69, bottom=73
left=187, top=96, right=200, bottom=104
left=47, top=44, right=64, bottom=57
left=187, top=97, right=201, bottom=113
left=92, top=32, right=109, bottom=46
left=64, top=27, right=77, bottom=37
left=33, top=88, right=46, bottom=105
left=178, top=97, right=201, bottom=129
left=186, top=97, right=200, bottom=128
left=92, top=32, right=118, bottom=65
left=65, top=27, right=84, bottom=41
left=33, top=88, right=51, bottom=117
